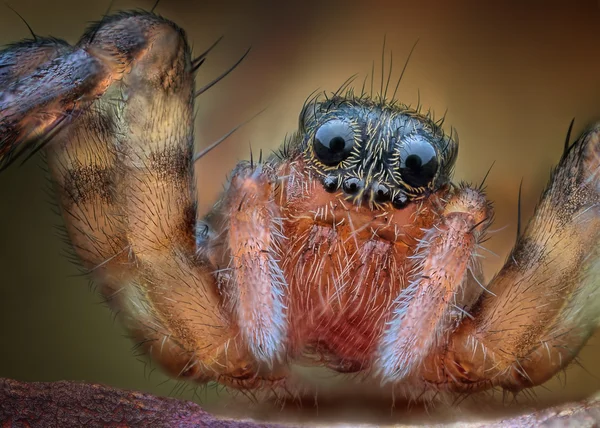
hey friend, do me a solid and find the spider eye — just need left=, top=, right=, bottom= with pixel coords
left=313, top=120, right=355, bottom=166
left=399, top=136, right=439, bottom=188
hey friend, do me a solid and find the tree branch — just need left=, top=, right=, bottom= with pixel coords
left=0, top=378, right=286, bottom=427
left=1, top=377, right=599, bottom=427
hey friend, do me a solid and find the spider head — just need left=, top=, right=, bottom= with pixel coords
left=298, top=94, right=458, bottom=209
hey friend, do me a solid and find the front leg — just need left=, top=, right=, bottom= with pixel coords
left=206, top=161, right=288, bottom=365
left=423, top=125, right=600, bottom=392
left=0, top=11, right=278, bottom=389
left=0, top=35, right=128, bottom=171
left=378, top=186, right=492, bottom=381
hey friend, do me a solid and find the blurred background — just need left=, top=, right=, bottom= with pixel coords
left=1, top=0, right=600, bottom=423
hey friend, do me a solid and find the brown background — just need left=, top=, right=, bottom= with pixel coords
left=1, top=0, right=600, bottom=422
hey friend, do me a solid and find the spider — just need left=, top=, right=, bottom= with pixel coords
left=1, top=8, right=600, bottom=405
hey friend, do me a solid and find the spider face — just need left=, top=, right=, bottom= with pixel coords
left=299, top=97, right=458, bottom=209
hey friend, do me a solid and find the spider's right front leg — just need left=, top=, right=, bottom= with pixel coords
left=0, top=12, right=275, bottom=388
left=203, top=161, right=289, bottom=367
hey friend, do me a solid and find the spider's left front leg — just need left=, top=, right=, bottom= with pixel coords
left=423, top=125, right=600, bottom=392
left=378, top=186, right=492, bottom=381
left=204, top=161, right=289, bottom=366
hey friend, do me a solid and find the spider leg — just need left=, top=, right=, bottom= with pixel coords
left=203, top=161, right=288, bottom=366
left=1, top=12, right=277, bottom=387
left=378, top=187, right=492, bottom=382
left=0, top=37, right=118, bottom=171
left=422, top=125, right=600, bottom=392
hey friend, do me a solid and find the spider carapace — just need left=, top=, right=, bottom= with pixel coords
left=1, top=11, right=600, bottom=398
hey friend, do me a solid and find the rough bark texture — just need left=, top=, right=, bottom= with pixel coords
left=0, top=377, right=599, bottom=427
left=0, top=378, right=288, bottom=428
left=477, top=400, right=600, bottom=427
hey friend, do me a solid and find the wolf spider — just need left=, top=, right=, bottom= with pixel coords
left=1, top=10, right=599, bottom=401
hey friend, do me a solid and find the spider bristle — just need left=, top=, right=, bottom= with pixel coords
left=562, top=117, right=576, bottom=158
left=194, top=47, right=251, bottom=98
left=150, top=0, right=161, bottom=13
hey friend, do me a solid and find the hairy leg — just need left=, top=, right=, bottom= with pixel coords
left=423, top=125, right=600, bottom=392
left=378, top=187, right=492, bottom=381
left=0, top=12, right=267, bottom=387
left=202, top=161, right=288, bottom=367
left=0, top=37, right=117, bottom=170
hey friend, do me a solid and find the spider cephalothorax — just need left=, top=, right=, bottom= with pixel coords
left=222, top=94, right=486, bottom=381
left=296, top=95, right=458, bottom=210
left=1, top=10, right=600, bottom=399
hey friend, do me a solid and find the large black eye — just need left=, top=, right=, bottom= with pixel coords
left=399, top=135, right=439, bottom=188
left=313, top=119, right=355, bottom=166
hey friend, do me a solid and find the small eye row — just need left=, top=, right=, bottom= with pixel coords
left=321, top=174, right=410, bottom=209
left=310, top=119, right=441, bottom=190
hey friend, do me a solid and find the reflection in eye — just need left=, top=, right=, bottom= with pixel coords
left=399, top=135, right=438, bottom=188
left=342, top=176, right=364, bottom=195
left=322, top=175, right=339, bottom=192
left=372, top=182, right=391, bottom=202
left=313, top=119, right=355, bottom=166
